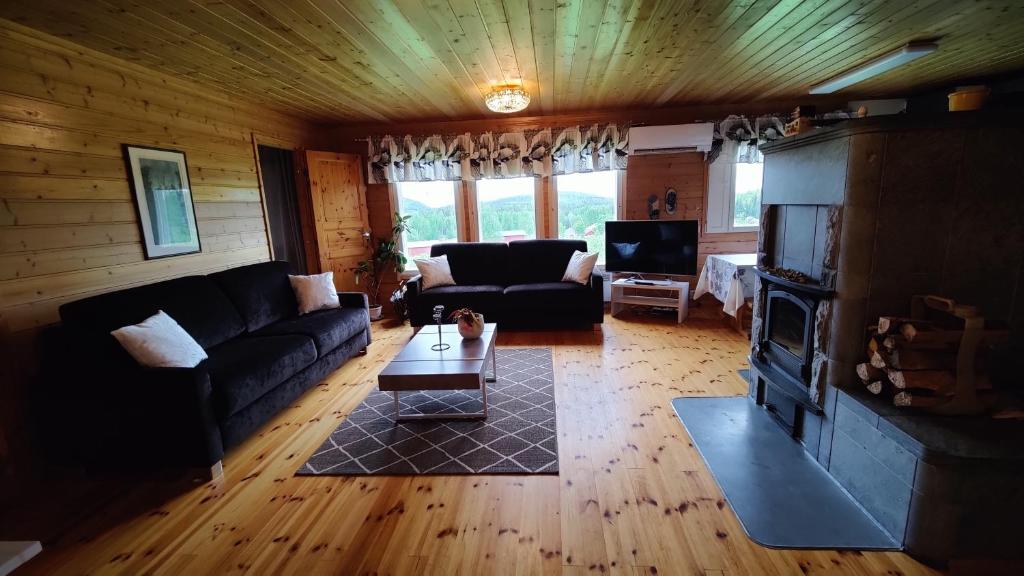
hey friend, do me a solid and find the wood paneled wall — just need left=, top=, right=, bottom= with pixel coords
left=0, top=19, right=321, bottom=504
left=624, top=152, right=757, bottom=279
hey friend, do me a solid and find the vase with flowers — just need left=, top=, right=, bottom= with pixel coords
left=448, top=307, right=484, bottom=339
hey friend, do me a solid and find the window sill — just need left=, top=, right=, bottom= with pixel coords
left=706, top=225, right=759, bottom=234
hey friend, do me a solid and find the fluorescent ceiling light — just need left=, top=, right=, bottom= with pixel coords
left=809, top=43, right=938, bottom=94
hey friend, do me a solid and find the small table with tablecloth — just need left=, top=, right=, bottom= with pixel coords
left=693, top=253, right=757, bottom=318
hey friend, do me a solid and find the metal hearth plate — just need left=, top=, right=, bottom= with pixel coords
left=672, top=396, right=900, bottom=550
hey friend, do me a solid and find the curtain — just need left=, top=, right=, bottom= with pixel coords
left=706, top=113, right=789, bottom=165
left=366, top=124, right=629, bottom=184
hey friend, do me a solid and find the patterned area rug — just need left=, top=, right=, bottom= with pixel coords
left=297, top=348, right=558, bottom=475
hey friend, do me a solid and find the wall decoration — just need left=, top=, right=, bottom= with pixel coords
left=665, top=187, right=677, bottom=215
left=647, top=194, right=660, bottom=220
left=123, top=145, right=201, bottom=259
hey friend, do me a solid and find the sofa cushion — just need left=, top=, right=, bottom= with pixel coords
left=289, top=271, right=339, bottom=315
left=415, top=254, right=456, bottom=290
left=206, top=334, right=317, bottom=418
left=255, top=307, right=368, bottom=355
left=210, top=261, right=298, bottom=332
left=111, top=310, right=209, bottom=368
left=59, top=275, right=246, bottom=350
left=503, top=282, right=593, bottom=312
left=429, top=243, right=509, bottom=286
left=507, top=240, right=588, bottom=284
left=417, top=284, right=505, bottom=318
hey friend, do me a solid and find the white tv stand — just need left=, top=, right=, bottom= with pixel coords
left=610, top=278, right=689, bottom=323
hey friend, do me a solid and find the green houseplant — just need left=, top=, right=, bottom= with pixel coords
left=355, top=212, right=411, bottom=320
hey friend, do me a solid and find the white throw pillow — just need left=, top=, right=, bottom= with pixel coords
left=562, top=250, right=600, bottom=285
left=415, top=254, right=456, bottom=290
left=289, top=271, right=340, bottom=315
left=111, top=310, right=208, bottom=368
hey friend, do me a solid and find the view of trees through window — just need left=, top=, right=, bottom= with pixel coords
left=733, top=149, right=763, bottom=228
left=396, top=174, right=618, bottom=268
left=476, top=177, right=536, bottom=242
left=395, top=181, right=457, bottom=266
left=556, top=171, right=617, bottom=264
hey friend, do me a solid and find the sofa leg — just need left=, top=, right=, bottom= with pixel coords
left=192, top=460, right=223, bottom=483
left=359, top=347, right=368, bottom=355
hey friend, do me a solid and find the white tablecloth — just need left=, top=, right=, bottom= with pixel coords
left=694, top=253, right=757, bottom=317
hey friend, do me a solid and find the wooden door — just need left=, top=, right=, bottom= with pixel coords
left=305, top=151, right=370, bottom=292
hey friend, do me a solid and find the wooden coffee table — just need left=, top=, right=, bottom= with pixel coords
left=377, top=323, right=497, bottom=422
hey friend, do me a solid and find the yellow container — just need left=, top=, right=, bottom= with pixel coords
left=948, top=86, right=989, bottom=111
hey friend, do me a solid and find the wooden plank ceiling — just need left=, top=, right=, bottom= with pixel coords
left=2, top=0, right=1024, bottom=124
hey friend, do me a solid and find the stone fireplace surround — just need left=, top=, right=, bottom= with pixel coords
left=746, top=113, right=1024, bottom=566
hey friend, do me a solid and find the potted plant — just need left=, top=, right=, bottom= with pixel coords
left=449, top=307, right=484, bottom=339
left=355, top=212, right=411, bottom=321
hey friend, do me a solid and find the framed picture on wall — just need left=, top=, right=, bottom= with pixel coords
left=123, top=145, right=201, bottom=259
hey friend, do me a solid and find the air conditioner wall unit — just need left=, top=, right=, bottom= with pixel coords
left=628, top=123, right=715, bottom=155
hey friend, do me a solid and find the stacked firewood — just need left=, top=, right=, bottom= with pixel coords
left=855, top=295, right=1007, bottom=413
left=857, top=317, right=965, bottom=407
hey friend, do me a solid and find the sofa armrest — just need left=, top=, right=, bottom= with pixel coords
left=589, top=272, right=605, bottom=323
left=404, top=275, right=425, bottom=326
left=337, top=291, right=371, bottom=345
left=123, top=364, right=224, bottom=469
left=405, top=274, right=423, bottom=300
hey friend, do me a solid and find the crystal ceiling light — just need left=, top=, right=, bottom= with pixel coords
left=484, top=85, right=530, bottom=113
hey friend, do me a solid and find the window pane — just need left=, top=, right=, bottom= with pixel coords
left=396, top=181, right=458, bottom=268
left=556, top=171, right=617, bottom=264
left=733, top=162, right=763, bottom=228
left=476, top=177, right=536, bottom=242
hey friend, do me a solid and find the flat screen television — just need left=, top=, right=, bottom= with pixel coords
left=604, top=220, right=698, bottom=275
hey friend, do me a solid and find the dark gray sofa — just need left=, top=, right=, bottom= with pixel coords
left=56, top=261, right=370, bottom=476
left=405, top=239, right=604, bottom=329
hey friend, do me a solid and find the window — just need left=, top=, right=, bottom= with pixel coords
left=475, top=177, right=537, bottom=242
left=706, top=140, right=763, bottom=233
left=395, top=181, right=459, bottom=267
left=555, top=171, right=618, bottom=263
left=732, top=143, right=763, bottom=229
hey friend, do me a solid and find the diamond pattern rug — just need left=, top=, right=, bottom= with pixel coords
left=297, top=348, right=558, bottom=475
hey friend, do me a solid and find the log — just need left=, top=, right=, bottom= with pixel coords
left=886, top=369, right=956, bottom=392
left=866, top=381, right=885, bottom=395
left=856, top=362, right=886, bottom=382
left=901, top=327, right=1009, bottom=347
left=877, top=316, right=908, bottom=335
left=882, top=335, right=897, bottom=351
left=889, top=348, right=957, bottom=371
left=894, top=391, right=950, bottom=408
left=881, top=333, right=955, bottom=351
left=870, top=349, right=891, bottom=370
left=868, top=336, right=880, bottom=353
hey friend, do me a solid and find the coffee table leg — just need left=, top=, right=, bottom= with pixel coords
left=485, top=347, right=497, bottom=383
left=482, top=375, right=489, bottom=418
left=393, top=391, right=401, bottom=421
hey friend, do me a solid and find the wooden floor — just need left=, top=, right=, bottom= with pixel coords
left=14, top=313, right=938, bottom=575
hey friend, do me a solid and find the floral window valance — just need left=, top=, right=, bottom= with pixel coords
left=366, top=124, right=629, bottom=184
left=706, top=114, right=789, bottom=165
